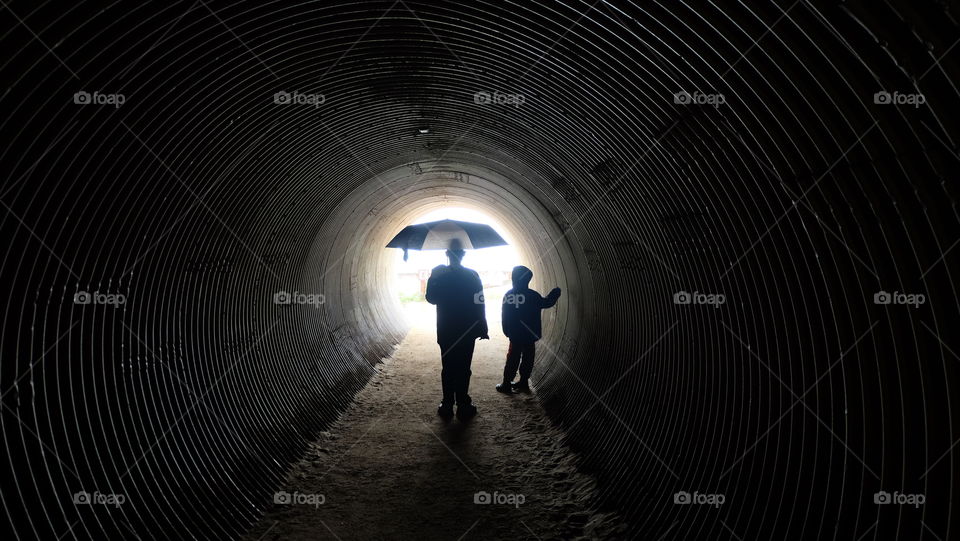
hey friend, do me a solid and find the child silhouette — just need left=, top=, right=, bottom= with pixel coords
left=496, top=265, right=561, bottom=393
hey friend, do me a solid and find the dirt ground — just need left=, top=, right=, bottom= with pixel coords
left=244, top=302, right=629, bottom=541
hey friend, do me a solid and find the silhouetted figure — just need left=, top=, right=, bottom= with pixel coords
left=425, top=239, right=489, bottom=419
left=496, top=266, right=561, bottom=393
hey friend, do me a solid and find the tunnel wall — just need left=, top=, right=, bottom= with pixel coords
left=1, top=1, right=959, bottom=539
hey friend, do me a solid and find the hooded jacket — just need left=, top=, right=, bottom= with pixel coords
left=501, top=266, right=559, bottom=343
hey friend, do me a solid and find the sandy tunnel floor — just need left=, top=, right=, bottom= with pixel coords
left=244, top=302, right=629, bottom=541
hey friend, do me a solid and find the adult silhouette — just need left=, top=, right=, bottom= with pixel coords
left=425, top=239, right=489, bottom=419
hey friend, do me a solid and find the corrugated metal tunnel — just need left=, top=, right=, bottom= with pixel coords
left=1, top=1, right=958, bottom=539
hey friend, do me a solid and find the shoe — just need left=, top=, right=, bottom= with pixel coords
left=496, top=383, right=513, bottom=394
left=456, top=403, right=478, bottom=420
left=437, top=403, right=454, bottom=418
left=511, top=381, right=531, bottom=393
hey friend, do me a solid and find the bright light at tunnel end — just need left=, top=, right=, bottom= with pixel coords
left=392, top=207, right=522, bottom=326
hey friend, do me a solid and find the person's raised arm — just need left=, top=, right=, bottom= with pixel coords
left=539, top=287, right=562, bottom=309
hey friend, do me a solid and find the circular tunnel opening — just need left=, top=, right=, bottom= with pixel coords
left=302, top=162, right=598, bottom=380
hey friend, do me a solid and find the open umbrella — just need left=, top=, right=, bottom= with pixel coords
left=386, top=219, right=508, bottom=260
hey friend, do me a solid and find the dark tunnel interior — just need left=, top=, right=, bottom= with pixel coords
left=1, top=1, right=959, bottom=539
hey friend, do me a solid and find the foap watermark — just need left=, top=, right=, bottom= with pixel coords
left=503, top=292, right=525, bottom=306
left=473, top=91, right=525, bottom=107
left=673, top=91, right=725, bottom=107
left=476, top=292, right=526, bottom=306
left=74, top=91, right=125, bottom=108
left=874, top=491, right=924, bottom=508
left=274, top=91, right=325, bottom=107
left=673, top=490, right=725, bottom=508
left=874, top=290, right=925, bottom=308
left=874, top=91, right=925, bottom=108
left=474, top=490, right=525, bottom=508
left=74, top=291, right=126, bottom=307
left=74, top=491, right=126, bottom=508
left=274, top=290, right=325, bottom=308
left=674, top=290, right=725, bottom=308
left=274, top=491, right=325, bottom=508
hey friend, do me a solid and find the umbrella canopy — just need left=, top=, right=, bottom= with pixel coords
left=386, top=219, right=508, bottom=260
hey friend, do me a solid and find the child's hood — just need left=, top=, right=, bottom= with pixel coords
left=511, top=265, right=533, bottom=288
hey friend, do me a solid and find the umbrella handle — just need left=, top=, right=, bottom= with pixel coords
left=403, top=247, right=408, bottom=262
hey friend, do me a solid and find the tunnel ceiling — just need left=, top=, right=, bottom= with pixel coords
left=1, top=1, right=959, bottom=539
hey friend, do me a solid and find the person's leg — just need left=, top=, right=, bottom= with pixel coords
left=501, top=341, right=522, bottom=385
left=515, top=343, right=536, bottom=390
left=455, top=339, right=476, bottom=406
left=438, top=342, right=456, bottom=408
left=448, top=339, right=477, bottom=419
